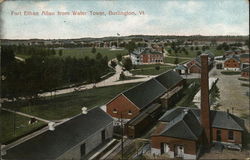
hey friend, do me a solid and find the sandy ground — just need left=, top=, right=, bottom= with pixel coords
left=200, top=149, right=250, bottom=159
left=209, top=67, right=250, bottom=129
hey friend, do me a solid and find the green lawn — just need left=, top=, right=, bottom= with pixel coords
left=133, top=64, right=166, bottom=70
left=1, top=83, right=139, bottom=143
left=165, top=46, right=225, bottom=58
left=16, top=47, right=129, bottom=60
left=55, top=47, right=128, bottom=60
left=131, top=65, right=174, bottom=75
left=221, top=71, right=241, bottom=75
left=3, top=83, right=139, bottom=120
left=0, top=111, right=46, bottom=144
left=164, top=57, right=189, bottom=64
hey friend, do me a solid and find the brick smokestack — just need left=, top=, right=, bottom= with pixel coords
left=200, top=54, right=211, bottom=147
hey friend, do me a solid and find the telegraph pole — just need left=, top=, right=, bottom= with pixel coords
left=120, top=113, right=124, bottom=160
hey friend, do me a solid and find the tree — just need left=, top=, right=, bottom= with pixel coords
left=91, top=47, right=96, bottom=54
left=111, top=60, right=117, bottom=68
left=174, top=57, right=179, bottom=64
left=155, top=65, right=160, bottom=70
left=197, top=51, right=202, bottom=56
left=96, top=52, right=102, bottom=60
left=123, top=58, right=133, bottom=71
left=125, top=41, right=136, bottom=53
left=116, top=54, right=122, bottom=62
left=59, top=50, right=63, bottom=56
left=167, top=49, right=172, bottom=54
left=245, top=39, right=249, bottom=48
left=195, top=46, right=199, bottom=50
left=190, top=46, right=194, bottom=51
left=202, top=46, right=206, bottom=51
left=119, top=71, right=126, bottom=80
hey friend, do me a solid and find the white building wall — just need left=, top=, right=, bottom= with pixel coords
left=151, top=148, right=197, bottom=159
left=130, top=54, right=141, bottom=65
left=57, top=123, right=113, bottom=160
left=224, top=67, right=240, bottom=71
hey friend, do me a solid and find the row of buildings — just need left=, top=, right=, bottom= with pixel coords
left=173, top=50, right=250, bottom=79
left=2, top=54, right=247, bottom=160
left=173, top=51, right=215, bottom=75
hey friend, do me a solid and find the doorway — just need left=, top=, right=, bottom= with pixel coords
left=174, top=145, right=184, bottom=158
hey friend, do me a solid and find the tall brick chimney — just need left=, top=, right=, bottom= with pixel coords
left=200, top=54, right=211, bottom=147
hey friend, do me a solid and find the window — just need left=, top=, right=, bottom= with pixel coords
left=216, top=129, right=221, bottom=141
left=101, top=130, right=106, bottom=142
left=228, top=130, right=234, bottom=140
left=128, top=110, right=132, bottom=115
left=113, top=109, right=117, bottom=113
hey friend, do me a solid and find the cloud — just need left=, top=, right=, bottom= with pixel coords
left=1, top=0, right=249, bottom=39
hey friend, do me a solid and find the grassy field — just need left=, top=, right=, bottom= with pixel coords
left=164, top=57, right=190, bottom=64
left=16, top=47, right=129, bottom=60
left=1, top=83, right=139, bottom=143
left=3, top=83, right=139, bottom=120
left=165, top=46, right=225, bottom=58
left=131, top=65, right=174, bottom=75
left=0, top=111, right=46, bottom=144
left=221, top=71, right=241, bottom=75
left=55, top=47, right=128, bottom=60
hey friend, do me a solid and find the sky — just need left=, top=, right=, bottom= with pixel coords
left=0, top=0, right=249, bottom=39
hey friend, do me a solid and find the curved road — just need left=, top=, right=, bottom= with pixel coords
left=38, top=59, right=155, bottom=97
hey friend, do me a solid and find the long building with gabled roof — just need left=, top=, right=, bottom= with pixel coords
left=106, top=70, right=185, bottom=125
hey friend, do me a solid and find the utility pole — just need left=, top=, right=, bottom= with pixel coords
left=13, top=110, right=16, bottom=136
left=120, top=113, right=124, bottom=160
left=117, top=33, right=120, bottom=49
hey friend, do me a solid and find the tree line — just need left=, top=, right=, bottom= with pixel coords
left=1, top=45, right=109, bottom=99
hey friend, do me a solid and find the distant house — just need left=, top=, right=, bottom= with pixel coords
left=240, top=53, right=250, bottom=64
left=106, top=70, right=184, bottom=126
left=186, top=56, right=213, bottom=73
left=241, top=67, right=250, bottom=78
left=130, top=47, right=164, bottom=65
left=3, top=107, right=113, bottom=160
left=224, top=55, right=241, bottom=71
left=174, top=64, right=188, bottom=75
left=151, top=107, right=245, bottom=159
left=224, top=49, right=244, bottom=56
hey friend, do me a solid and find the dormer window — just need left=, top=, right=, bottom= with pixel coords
left=128, top=110, right=132, bottom=115
left=113, top=109, right=117, bottom=113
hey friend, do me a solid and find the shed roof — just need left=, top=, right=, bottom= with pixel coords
left=3, top=107, right=113, bottom=160
left=242, top=67, right=250, bottom=73
left=127, top=103, right=161, bottom=126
